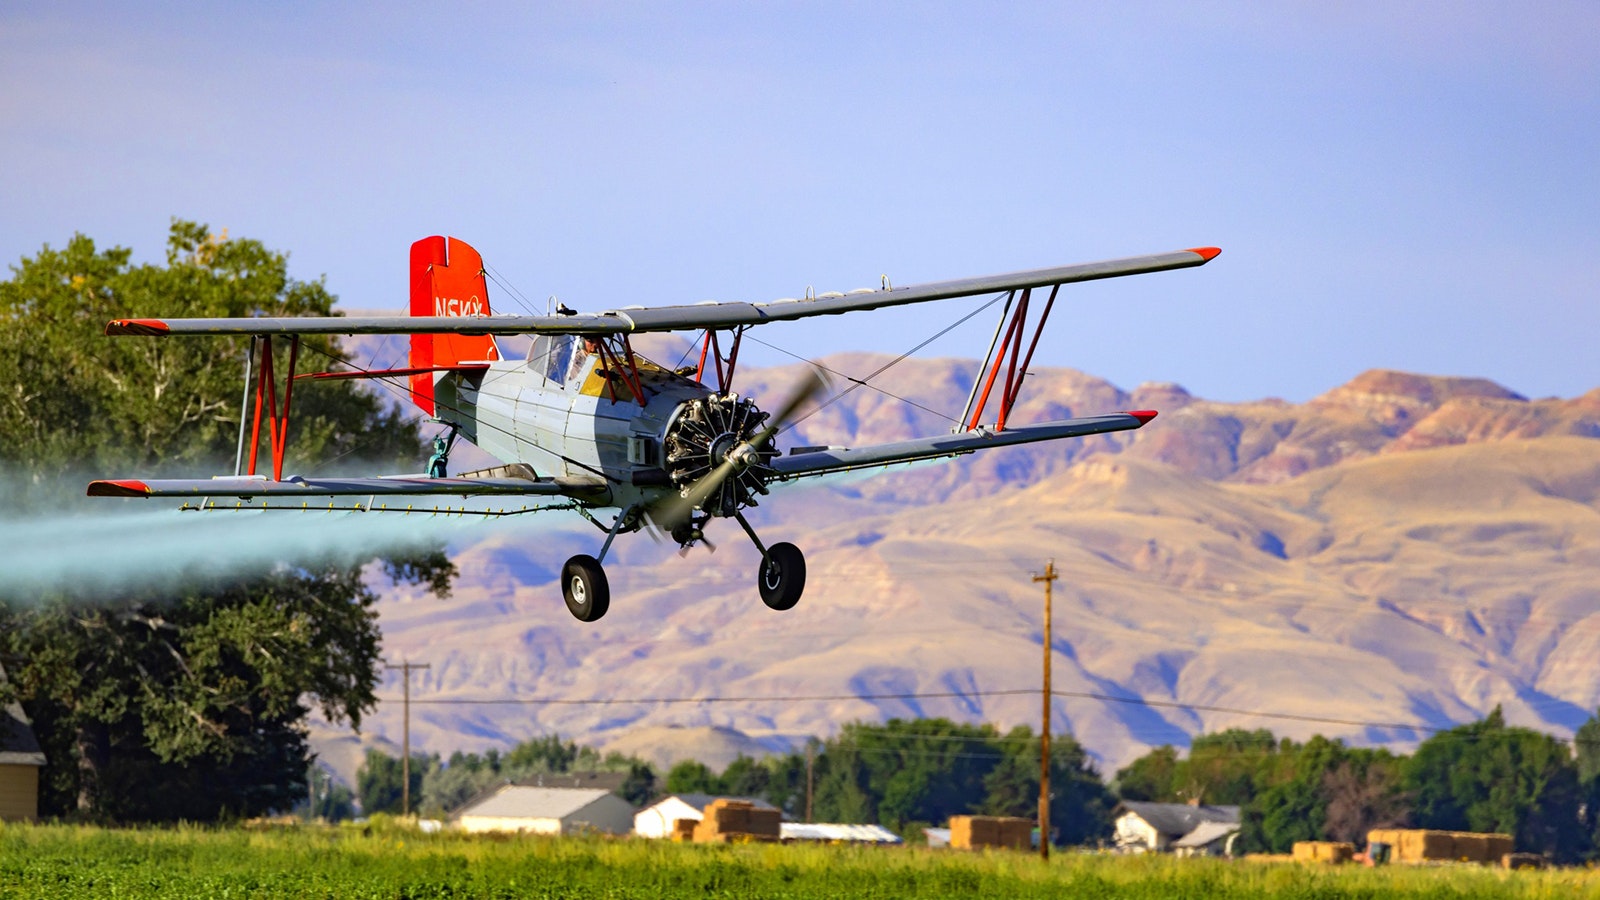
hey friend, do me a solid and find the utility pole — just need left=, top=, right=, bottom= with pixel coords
left=384, top=660, right=430, bottom=817
left=1033, top=560, right=1059, bottom=862
left=805, top=741, right=815, bottom=823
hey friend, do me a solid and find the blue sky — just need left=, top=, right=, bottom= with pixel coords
left=3, top=2, right=1595, bottom=402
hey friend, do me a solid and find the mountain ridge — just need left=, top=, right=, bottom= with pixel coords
left=312, top=360, right=1600, bottom=787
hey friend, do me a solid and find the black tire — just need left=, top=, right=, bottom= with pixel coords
left=758, top=542, right=806, bottom=611
left=562, top=554, right=610, bottom=622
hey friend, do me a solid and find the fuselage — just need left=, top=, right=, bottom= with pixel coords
left=437, top=334, right=716, bottom=510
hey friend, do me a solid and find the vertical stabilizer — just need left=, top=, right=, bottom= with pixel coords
left=409, top=236, right=501, bottom=415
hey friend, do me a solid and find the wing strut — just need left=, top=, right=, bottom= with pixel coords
left=247, top=334, right=301, bottom=481
left=961, top=284, right=1061, bottom=432
left=695, top=326, right=747, bottom=395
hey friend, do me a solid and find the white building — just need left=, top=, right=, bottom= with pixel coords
left=451, top=785, right=635, bottom=835
left=1113, top=801, right=1241, bottom=856
left=633, top=793, right=779, bottom=839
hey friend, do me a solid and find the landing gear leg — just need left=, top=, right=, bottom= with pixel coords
left=733, top=510, right=806, bottom=611
left=562, top=506, right=637, bottom=623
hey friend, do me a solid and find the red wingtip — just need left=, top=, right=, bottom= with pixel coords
left=105, top=318, right=170, bottom=336
left=87, top=479, right=152, bottom=498
left=1186, top=247, right=1221, bottom=262
left=1128, top=410, right=1159, bottom=424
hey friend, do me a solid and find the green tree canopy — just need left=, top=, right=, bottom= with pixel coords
left=1404, top=707, right=1587, bottom=862
left=0, top=221, right=453, bottom=821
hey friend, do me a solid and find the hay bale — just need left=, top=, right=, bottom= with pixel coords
left=1293, top=841, right=1354, bottom=864
left=1452, top=832, right=1488, bottom=863
left=1485, top=834, right=1515, bottom=861
left=998, top=818, right=1033, bottom=850
left=949, top=815, right=1029, bottom=850
left=673, top=818, right=698, bottom=842
left=1503, top=852, right=1544, bottom=870
left=746, top=807, right=781, bottom=839
left=949, top=816, right=975, bottom=850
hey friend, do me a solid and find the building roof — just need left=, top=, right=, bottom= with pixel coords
left=452, top=785, right=616, bottom=821
left=1171, top=820, right=1241, bottom=849
left=1116, top=801, right=1240, bottom=838
left=782, top=823, right=903, bottom=844
left=654, top=793, right=778, bottom=814
left=0, top=665, right=45, bottom=767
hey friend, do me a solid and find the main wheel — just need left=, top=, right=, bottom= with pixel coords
left=758, top=542, right=806, bottom=611
left=562, top=554, right=610, bottom=622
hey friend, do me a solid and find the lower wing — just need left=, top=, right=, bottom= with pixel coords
left=770, top=412, right=1155, bottom=479
left=87, top=470, right=607, bottom=500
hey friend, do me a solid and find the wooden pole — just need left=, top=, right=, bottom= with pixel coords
left=384, top=660, right=430, bottom=817
left=1033, top=560, right=1059, bottom=861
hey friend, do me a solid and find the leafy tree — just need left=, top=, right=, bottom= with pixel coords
left=664, top=759, right=720, bottom=794
left=979, top=725, right=1114, bottom=846
left=298, top=765, right=356, bottom=822
left=1242, top=736, right=1406, bottom=853
left=813, top=718, right=1001, bottom=834
left=414, top=735, right=656, bottom=816
left=719, top=755, right=772, bottom=798
left=1178, top=728, right=1281, bottom=806
left=1114, top=745, right=1180, bottom=801
left=0, top=221, right=421, bottom=493
left=0, top=222, right=453, bottom=821
left=1405, top=706, right=1587, bottom=861
left=357, top=749, right=430, bottom=816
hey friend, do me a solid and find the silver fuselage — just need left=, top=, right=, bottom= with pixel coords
left=436, top=336, right=716, bottom=510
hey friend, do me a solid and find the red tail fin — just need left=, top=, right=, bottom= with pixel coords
left=409, top=236, right=501, bottom=415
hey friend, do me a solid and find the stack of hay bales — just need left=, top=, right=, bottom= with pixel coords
left=692, top=799, right=781, bottom=843
left=1366, top=829, right=1514, bottom=864
left=948, top=815, right=1032, bottom=851
left=671, top=818, right=698, bottom=842
left=1292, top=841, right=1355, bottom=864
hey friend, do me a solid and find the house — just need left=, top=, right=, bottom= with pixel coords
left=0, top=666, right=47, bottom=823
left=1113, top=801, right=1241, bottom=855
left=634, top=793, right=779, bottom=838
left=450, top=785, right=634, bottom=835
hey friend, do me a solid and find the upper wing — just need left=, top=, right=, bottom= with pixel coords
left=106, top=247, right=1218, bottom=337
left=769, top=412, right=1156, bottom=480
left=87, top=473, right=607, bottom=500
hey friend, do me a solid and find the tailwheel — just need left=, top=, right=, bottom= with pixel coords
left=758, top=542, right=806, bottom=611
left=562, top=554, right=610, bottom=622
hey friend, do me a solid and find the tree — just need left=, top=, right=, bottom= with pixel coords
left=1115, top=745, right=1180, bottom=802
left=299, top=765, right=356, bottom=822
left=1405, top=707, right=1588, bottom=861
left=357, top=749, right=429, bottom=816
left=0, top=222, right=453, bottom=821
left=980, top=725, right=1115, bottom=846
left=665, top=759, right=720, bottom=794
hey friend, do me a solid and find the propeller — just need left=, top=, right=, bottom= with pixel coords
left=647, top=368, right=827, bottom=534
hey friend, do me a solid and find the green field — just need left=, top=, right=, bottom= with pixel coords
left=1, top=823, right=1596, bottom=899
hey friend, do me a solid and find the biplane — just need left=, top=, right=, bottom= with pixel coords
left=89, top=237, right=1218, bottom=621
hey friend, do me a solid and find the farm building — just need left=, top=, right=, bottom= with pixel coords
left=1113, top=801, right=1240, bottom=855
left=450, top=785, right=634, bottom=835
left=0, top=666, right=46, bottom=823
left=634, top=793, right=780, bottom=839
left=782, top=823, right=903, bottom=845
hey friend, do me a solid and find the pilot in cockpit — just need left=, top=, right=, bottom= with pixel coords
left=530, top=333, right=594, bottom=385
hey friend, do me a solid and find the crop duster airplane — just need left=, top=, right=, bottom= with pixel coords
left=90, top=237, right=1218, bottom=622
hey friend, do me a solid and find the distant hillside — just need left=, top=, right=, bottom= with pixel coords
left=316, top=360, right=1600, bottom=780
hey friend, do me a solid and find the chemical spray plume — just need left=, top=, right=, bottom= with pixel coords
left=0, top=505, right=483, bottom=603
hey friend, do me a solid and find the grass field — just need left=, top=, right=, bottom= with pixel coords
left=2, top=822, right=1598, bottom=899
